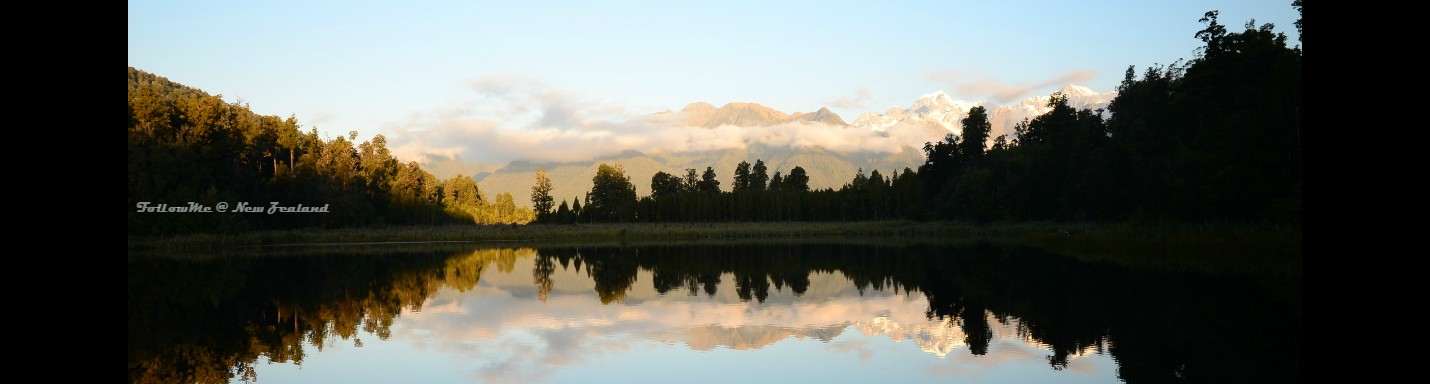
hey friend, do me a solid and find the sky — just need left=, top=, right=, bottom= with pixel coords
left=128, top=0, right=1301, bottom=165
left=245, top=252, right=1119, bottom=383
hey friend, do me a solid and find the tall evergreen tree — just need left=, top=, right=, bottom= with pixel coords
left=531, top=168, right=555, bottom=221
left=750, top=159, right=769, bottom=191
left=732, top=161, right=752, bottom=192
left=555, top=200, right=572, bottom=224
left=785, top=166, right=810, bottom=192
left=959, top=106, right=991, bottom=162
left=698, top=167, right=721, bottom=194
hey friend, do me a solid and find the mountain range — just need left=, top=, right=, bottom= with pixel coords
left=465, top=255, right=1080, bottom=359
left=658, top=101, right=850, bottom=128
left=851, top=84, right=1117, bottom=140
left=473, top=145, right=925, bottom=205
left=449, top=84, right=1114, bottom=206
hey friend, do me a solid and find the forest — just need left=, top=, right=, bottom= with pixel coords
left=536, top=10, right=1301, bottom=225
left=127, top=69, right=533, bottom=235
left=129, top=8, right=1299, bottom=234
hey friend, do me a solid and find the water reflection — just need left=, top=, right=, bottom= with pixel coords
left=128, top=243, right=1300, bottom=384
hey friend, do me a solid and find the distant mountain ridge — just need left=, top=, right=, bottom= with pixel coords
left=791, top=107, right=848, bottom=126
left=439, top=85, right=1115, bottom=208
left=989, top=84, right=1117, bottom=139
left=472, top=144, right=924, bottom=205
left=852, top=90, right=981, bottom=133
left=667, top=101, right=850, bottom=128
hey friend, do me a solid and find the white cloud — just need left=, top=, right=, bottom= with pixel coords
left=927, top=69, right=1097, bottom=104
left=374, top=255, right=1116, bottom=383
left=825, top=87, right=872, bottom=109
left=384, top=76, right=942, bottom=165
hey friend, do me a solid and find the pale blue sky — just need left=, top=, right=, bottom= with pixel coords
left=128, top=0, right=1299, bottom=163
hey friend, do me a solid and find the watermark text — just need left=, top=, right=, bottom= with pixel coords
left=134, top=202, right=330, bottom=214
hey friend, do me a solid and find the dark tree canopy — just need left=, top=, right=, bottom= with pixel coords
left=650, top=171, right=683, bottom=200
left=682, top=168, right=700, bottom=192
left=732, top=160, right=752, bottom=192
left=128, top=67, right=534, bottom=234
left=585, top=164, right=637, bottom=222
left=135, top=5, right=1300, bottom=230
left=750, top=159, right=769, bottom=192
left=698, top=167, right=721, bottom=194
left=625, top=6, right=1299, bottom=224
left=784, top=166, right=810, bottom=192
left=959, top=106, right=991, bottom=161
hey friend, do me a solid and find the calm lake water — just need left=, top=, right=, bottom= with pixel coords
left=128, top=242, right=1301, bottom=384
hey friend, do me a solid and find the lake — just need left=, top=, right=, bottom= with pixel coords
left=128, top=241, right=1300, bottom=383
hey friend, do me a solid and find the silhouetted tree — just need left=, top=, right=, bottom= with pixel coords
left=1292, top=0, right=1302, bottom=42
left=682, top=168, right=700, bottom=192
left=959, top=106, right=991, bottom=162
left=650, top=171, right=683, bottom=200
left=697, top=167, right=721, bottom=194
left=784, top=166, right=810, bottom=192
left=554, top=200, right=572, bottom=224
left=585, top=164, right=637, bottom=222
left=750, top=159, right=769, bottom=191
left=732, top=160, right=752, bottom=192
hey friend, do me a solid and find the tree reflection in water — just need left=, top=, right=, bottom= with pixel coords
left=129, top=243, right=1299, bottom=384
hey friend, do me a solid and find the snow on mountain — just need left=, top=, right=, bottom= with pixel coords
left=852, top=90, right=981, bottom=133
left=853, top=84, right=1117, bottom=143
left=988, top=84, right=1117, bottom=139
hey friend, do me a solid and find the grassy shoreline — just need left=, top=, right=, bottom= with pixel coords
left=130, top=221, right=983, bottom=249
left=130, top=221, right=1299, bottom=265
left=128, top=221, right=1300, bottom=274
left=129, top=220, right=1301, bottom=246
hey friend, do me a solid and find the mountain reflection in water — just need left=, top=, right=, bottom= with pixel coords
left=128, top=243, right=1300, bottom=384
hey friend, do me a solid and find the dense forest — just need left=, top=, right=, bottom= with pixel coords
left=535, top=9, right=1301, bottom=224
left=127, top=69, right=533, bottom=235
left=130, top=7, right=1299, bottom=233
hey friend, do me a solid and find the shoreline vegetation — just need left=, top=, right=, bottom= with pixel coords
left=128, top=220, right=1300, bottom=274
left=129, top=13, right=1302, bottom=236
left=127, top=9, right=1301, bottom=276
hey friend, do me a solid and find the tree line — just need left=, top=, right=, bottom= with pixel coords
left=536, top=8, right=1300, bottom=224
left=128, top=68, right=532, bottom=235
left=532, top=160, right=923, bottom=223
left=131, top=6, right=1299, bottom=232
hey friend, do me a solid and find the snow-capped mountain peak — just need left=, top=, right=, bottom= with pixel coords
left=851, top=90, right=979, bottom=133
left=851, top=85, right=1117, bottom=141
left=911, top=91, right=976, bottom=114
left=1058, top=83, right=1097, bottom=96
left=917, top=90, right=951, bottom=102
